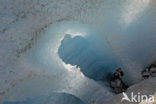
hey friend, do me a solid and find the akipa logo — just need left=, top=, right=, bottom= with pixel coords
left=121, top=92, right=155, bottom=103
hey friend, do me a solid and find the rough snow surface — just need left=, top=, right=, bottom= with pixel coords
left=0, top=0, right=156, bottom=104
left=107, top=77, right=156, bottom=104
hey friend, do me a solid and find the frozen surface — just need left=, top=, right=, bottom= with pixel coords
left=0, top=0, right=156, bottom=104
left=3, top=92, right=86, bottom=104
left=107, top=77, right=156, bottom=104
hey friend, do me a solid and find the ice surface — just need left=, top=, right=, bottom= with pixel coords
left=0, top=0, right=156, bottom=104
left=3, top=92, right=86, bottom=104
left=107, top=77, right=156, bottom=104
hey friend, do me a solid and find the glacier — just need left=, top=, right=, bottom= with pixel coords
left=0, top=0, right=156, bottom=104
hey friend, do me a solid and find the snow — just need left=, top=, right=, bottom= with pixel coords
left=0, top=0, right=156, bottom=104
left=107, top=77, right=156, bottom=104
left=3, top=92, right=86, bottom=104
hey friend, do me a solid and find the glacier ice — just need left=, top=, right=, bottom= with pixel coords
left=3, top=92, right=86, bottom=104
left=0, top=0, right=156, bottom=104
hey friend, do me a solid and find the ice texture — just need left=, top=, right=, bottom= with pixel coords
left=0, top=0, right=156, bottom=104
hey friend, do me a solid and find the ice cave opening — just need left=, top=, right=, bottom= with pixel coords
left=58, top=33, right=121, bottom=81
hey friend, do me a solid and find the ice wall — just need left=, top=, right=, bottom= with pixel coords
left=0, top=0, right=156, bottom=104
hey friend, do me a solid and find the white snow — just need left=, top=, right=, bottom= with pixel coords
left=107, top=77, right=156, bottom=104
left=0, top=0, right=156, bottom=104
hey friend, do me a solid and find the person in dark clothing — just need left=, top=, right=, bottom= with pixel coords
left=114, top=68, right=124, bottom=80
left=110, top=68, right=128, bottom=93
left=141, top=68, right=150, bottom=79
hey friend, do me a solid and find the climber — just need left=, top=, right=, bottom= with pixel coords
left=110, top=68, right=128, bottom=93
left=142, top=61, right=156, bottom=79
left=141, top=68, right=150, bottom=79
left=113, top=68, right=124, bottom=80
